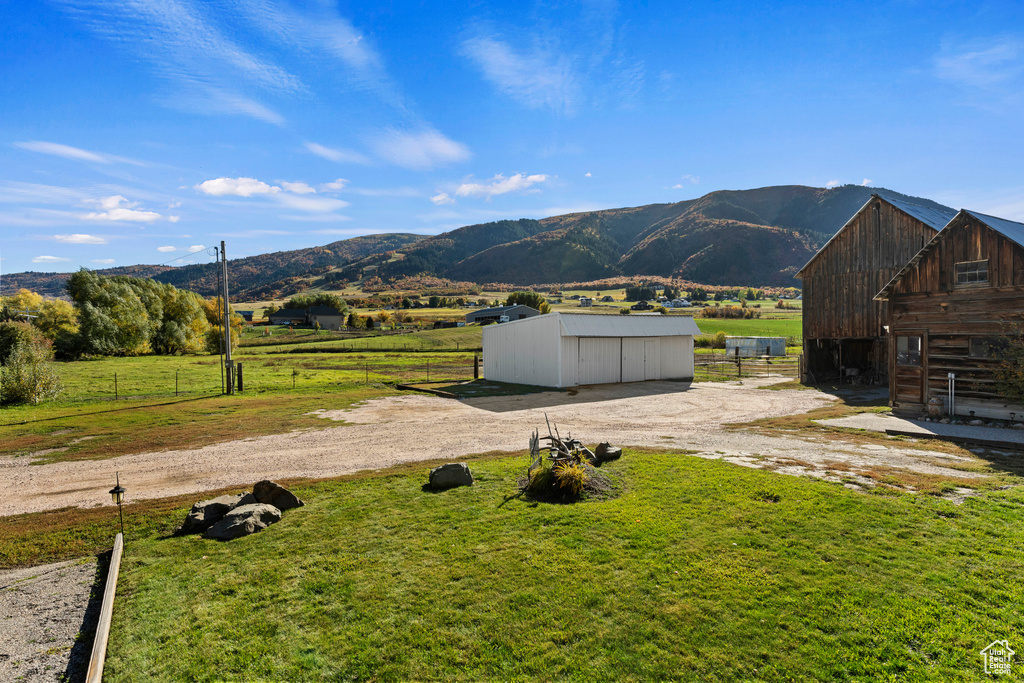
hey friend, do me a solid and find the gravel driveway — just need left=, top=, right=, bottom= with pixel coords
left=0, top=378, right=990, bottom=517
left=0, top=558, right=99, bottom=682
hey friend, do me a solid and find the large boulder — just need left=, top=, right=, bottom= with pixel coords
left=178, top=494, right=244, bottom=535
left=253, top=480, right=304, bottom=511
left=203, top=504, right=282, bottom=541
left=428, top=463, right=473, bottom=490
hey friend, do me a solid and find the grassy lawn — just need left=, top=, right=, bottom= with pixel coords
left=691, top=315, right=802, bottom=341
left=0, top=348, right=476, bottom=463
left=100, top=452, right=1024, bottom=682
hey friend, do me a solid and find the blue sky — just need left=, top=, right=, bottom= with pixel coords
left=2, top=0, right=1024, bottom=275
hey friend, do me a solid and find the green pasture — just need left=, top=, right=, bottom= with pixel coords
left=241, top=325, right=483, bottom=355
left=98, top=452, right=1024, bottom=682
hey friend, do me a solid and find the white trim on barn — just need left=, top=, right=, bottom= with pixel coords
left=482, top=312, right=701, bottom=388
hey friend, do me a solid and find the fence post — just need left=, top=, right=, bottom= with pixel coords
left=474, top=354, right=479, bottom=379
left=175, top=369, right=179, bottom=397
left=114, top=373, right=118, bottom=400
left=237, top=363, right=243, bottom=392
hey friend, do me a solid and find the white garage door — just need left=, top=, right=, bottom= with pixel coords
left=622, top=337, right=660, bottom=382
left=578, top=338, right=621, bottom=385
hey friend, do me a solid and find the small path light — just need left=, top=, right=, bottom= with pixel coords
left=109, top=472, right=126, bottom=539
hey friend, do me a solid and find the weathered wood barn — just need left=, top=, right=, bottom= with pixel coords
left=874, top=210, right=1024, bottom=418
left=796, top=194, right=955, bottom=382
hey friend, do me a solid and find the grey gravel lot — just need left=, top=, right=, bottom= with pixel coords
left=0, top=558, right=99, bottom=683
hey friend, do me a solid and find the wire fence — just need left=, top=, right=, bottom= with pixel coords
left=694, top=351, right=800, bottom=381
left=49, top=357, right=480, bottom=403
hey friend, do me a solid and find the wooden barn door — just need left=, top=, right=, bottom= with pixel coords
left=894, top=332, right=926, bottom=407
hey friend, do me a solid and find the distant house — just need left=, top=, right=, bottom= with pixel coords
left=465, top=304, right=541, bottom=324
left=875, top=209, right=1024, bottom=419
left=630, top=300, right=653, bottom=311
left=267, top=306, right=344, bottom=329
left=308, top=306, right=344, bottom=331
left=267, top=308, right=308, bottom=326
left=796, top=194, right=955, bottom=383
left=236, top=310, right=254, bottom=322
left=601, top=295, right=616, bottom=302
left=579, top=297, right=593, bottom=307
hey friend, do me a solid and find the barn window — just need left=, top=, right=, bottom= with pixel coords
left=896, top=336, right=921, bottom=366
left=955, top=259, right=989, bottom=285
left=969, top=336, right=1006, bottom=359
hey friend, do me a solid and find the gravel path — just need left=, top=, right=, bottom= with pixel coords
left=0, top=379, right=990, bottom=517
left=0, top=558, right=99, bottom=683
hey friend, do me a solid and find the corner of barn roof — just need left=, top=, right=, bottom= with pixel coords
left=964, top=209, right=1024, bottom=248
left=796, top=194, right=954, bottom=278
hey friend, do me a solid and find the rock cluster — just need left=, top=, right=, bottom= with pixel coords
left=178, top=480, right=304, bottom=541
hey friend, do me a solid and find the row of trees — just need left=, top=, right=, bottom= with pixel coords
left=1, top=270, right=242, bottom=360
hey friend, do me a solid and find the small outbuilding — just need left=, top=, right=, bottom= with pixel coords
left=465, top=304, right=541, bottom=324
left=724, top=336, right=787, bottom=357
left=483, top=312, right=701, bottom=388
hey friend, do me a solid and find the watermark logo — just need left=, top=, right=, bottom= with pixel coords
left=981, top=639, right=1014, bottom=675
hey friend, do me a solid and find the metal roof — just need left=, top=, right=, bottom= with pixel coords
left=795, top=194, right=955, bottom=277
left=965, top=210, right=1024, bottom=248
left=468, top=304, right=537, bottom=316
left=884, top=197, right=957, bottom=231
left=557, top=312, right=701, bottom=337
left=875, top=208, right=1024, bottom=301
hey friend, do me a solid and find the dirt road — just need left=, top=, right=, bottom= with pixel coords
left=0, top=379, right=985, bottom=517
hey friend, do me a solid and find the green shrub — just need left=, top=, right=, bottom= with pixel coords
left=552, top=461, right=590, bottom=496
left=0, top=331, right=63, bottom=405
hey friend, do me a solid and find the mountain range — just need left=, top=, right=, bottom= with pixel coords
left=3, top=185, right=953, bottom=298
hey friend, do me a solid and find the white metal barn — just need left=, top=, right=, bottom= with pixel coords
left=482, top=312, right=701, bottom=388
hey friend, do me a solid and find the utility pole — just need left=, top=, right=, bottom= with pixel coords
left=221, top=241, right=234, bottom=394
left=215, top=246, right=224, bottom=394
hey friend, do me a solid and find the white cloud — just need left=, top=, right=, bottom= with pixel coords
left=431, top=192, right=455, bottom=205
left=460, top=35, right=580, bottom=114
left=274, top=194, right=350, bottom=213
left=454, top=173, right=548, bottom=199
left=304, top=142, right=371, bottom=164
left=280, top=181, right=316, bottom=194
left=14, top=141, right=142, bottom=165
left=32, top=255, right=71, bottom=264
left=935, top=37, right=1024, bottom=88
left=54, top=233, right=107, bottom=244
left=321, top=178, right=349, bottom=191
left=196, top=177, right=280, bottom=197
left=55, top=0, right=301, bottom=125
left=188, top=245, right=205, bottom=252
left=671, top=174, right=700, bottom=189
left=826, top=180, right=841, bottom=188
left=92, top=259, right=115, bottom=264
left=585, top=172, right=592, bottom=177
left=82, top=195, right=163, bottom=222
left=860, top=178, right=873, bottom=187
left=158, top=246, right=177, bottom=252
left=370, top=128, right=470, bottom=170
left=168, top=215, right=181, bottom=223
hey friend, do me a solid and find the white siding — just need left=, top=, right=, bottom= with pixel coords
left=578, top=337, right=621, bottom=385
left=482, top=315, right=562, bottom=387
left=483, top=312, right=696, bottom=388
left=560, top=335, right=578, bottom=387
left=659, top=336, right=693, bottom=379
